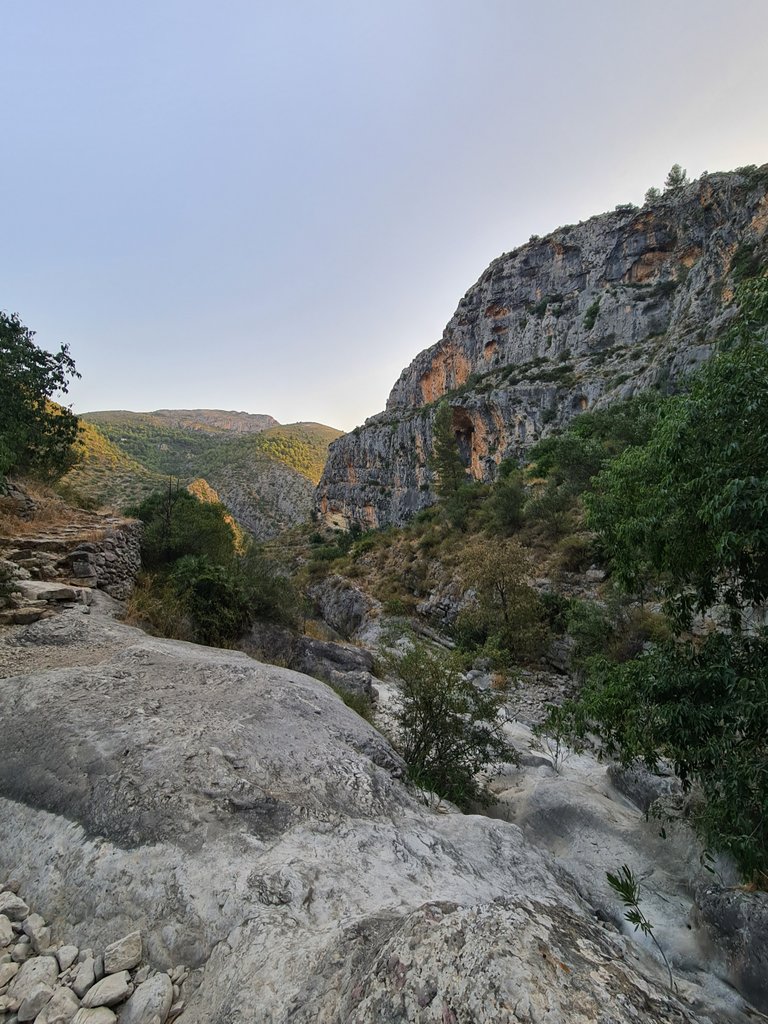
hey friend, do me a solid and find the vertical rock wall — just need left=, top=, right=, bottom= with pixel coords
left=317, top=168, right=768, bottom=528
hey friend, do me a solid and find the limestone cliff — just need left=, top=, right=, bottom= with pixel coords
left=317, top=167, right=768, bottom=528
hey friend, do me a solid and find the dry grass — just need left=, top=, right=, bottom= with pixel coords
left=0, top=479, right=121, bottom=541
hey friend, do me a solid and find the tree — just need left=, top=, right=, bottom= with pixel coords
left=663, top=163, right=689, bottom=193
left=456, top=536, right=546, bottom=663
left=587, top=280, right=768, bottom=627
left=0, top=311, right=80, bottom=479
left=644, top=186, right=662, bottom=204
left=547, top=274, right=768, bottom=880
left=390, top=640, right=515, bottom=807
left=128, top=483, right=239, bottom=569
left=430, top=401, right=466, bottom=496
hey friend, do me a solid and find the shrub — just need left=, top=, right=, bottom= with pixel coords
left=390, top=641, right=516, bottom=807
left=565, top=599, right=612, bottom=671
left=128, top=484, right=238, bottom=569
left=169, top=555, right=251, bottom=646
left=583, top=298, right=601, bottom=331
left=456, top=536, right=547, bottom=664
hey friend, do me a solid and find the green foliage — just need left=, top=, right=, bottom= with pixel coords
left=129, top=484, right=238, bottom=569
left=541, top=276, right=768, bottom=880
left=562, top=633, right=768, bottom=882
left=0, top=312, right=80, bottom=480
left=731, top=240, right=764, bottom=284
left=456, top=536, right=547, bottom=665
left=390, top=641, right=516, bottom=807
left=583, top=298, right=601, bottom=331
left=565, top=599, right=612, bottom=671
left=644, top=186, right=662, bottom=204
left=587, top=296, right=768, bottom=626
left=482, top=461, right=525, bottom=534
left=430, top=402, right=467, bottom=500
left=327, top=683, right=375, bottom=724
left=664, top=163, right=689, bottom=193
left=606, top=864, right=673, bottom=988
left=169, top=555, right=252, bottom=646
left=81, top=416, right=342, bottom=501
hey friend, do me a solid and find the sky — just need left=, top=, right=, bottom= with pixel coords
left=3, top=1, right=768, bottom=432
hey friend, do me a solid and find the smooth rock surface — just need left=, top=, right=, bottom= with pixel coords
left=72, top=1008, right=117, bottom=1024
left=0, top=610, right=759, bottom=1022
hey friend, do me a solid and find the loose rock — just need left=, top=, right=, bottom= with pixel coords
left=103, top=934, right=141, bottom=975
left=81, top=972, right=132, bottom=1009
left=0, top=894, right=29, bottom=923
left=36, top=986, right=81, bottom=1023
left=117, top=972, right=172, bottom=1024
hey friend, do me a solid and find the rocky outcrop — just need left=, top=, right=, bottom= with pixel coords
left=0, top=605, right=755, bottom=1022
left=695, top=886, right=768, bottom=1013
left=306, top=575, right=382, bottom=641
left=245, top=620, right=379, bottom=700
left=317, top=168, right=768, bottom=527
left=201, top=458, right=316, bottom=541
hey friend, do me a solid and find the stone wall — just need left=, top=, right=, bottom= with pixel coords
left=64, top=521, right=143, bottom=600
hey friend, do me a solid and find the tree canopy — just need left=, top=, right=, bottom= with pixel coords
left=587, top=277, right=768, bottom=627
left=0, top=311, right=80, bottom=480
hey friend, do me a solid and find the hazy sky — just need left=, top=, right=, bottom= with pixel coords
left=3, top=1, right=767, bottom=431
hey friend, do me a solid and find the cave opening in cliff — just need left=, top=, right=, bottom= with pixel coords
left=451, top=407, right=474, bottom=469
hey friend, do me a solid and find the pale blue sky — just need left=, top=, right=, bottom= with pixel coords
left=3, top=1, right=767, bottom=430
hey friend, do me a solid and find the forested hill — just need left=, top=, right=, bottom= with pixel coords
left=61, top=410, right=343, bottom=538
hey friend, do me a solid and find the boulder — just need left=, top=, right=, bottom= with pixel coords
left=72, top=1008, right=117, bottom=1024
left=607, top=761, right=683, bottom=814
left=36, top=986, right=81, bottom=1024
left=7, top=956, right=58, bottom=1004
left=117, top=972, right=172, bottom=1024
left=103, top=933, right=141, bottom=975
left=695, top=885, right=768, bottom=1013
left=17, top=981, right=53, bottom=1021
left=81, top=972, right=132, bottom=1009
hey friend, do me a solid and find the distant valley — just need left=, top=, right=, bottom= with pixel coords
left=61, top=409, right=343, bottom=538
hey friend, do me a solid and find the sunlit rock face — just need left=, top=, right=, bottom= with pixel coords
left=317, top=168, right=768, bottom=528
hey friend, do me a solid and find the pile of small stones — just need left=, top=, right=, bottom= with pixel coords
left=0, top=883, right=186, bottom=1024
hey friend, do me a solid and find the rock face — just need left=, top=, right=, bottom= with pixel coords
left=0, top=609, right=751, bottom=1023
left=317, top=168, right=768, bottom=527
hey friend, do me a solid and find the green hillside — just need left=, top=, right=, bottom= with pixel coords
left=58, top=419, right=165, bottom=509
left=62, top=412, right=343, bottom=530
left=199, top=423, right=344, bottom=486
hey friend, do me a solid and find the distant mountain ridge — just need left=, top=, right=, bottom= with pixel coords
left=62, top=409, right=343, bottom=539
left=85, top=408, right=279, bottom=434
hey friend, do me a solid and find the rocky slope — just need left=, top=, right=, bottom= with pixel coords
left=0, top=598, right=759, bottom=1024
left=317, top=166, right=768, bottom=528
